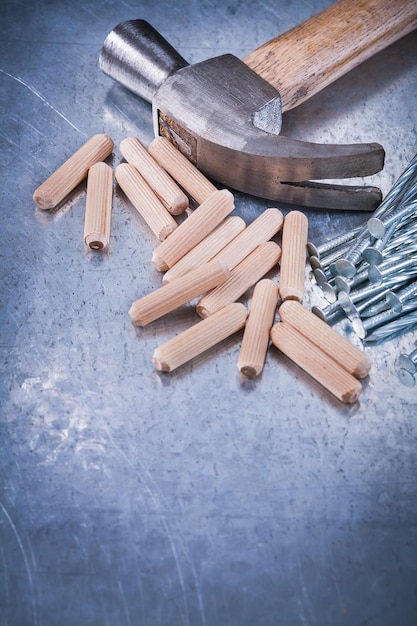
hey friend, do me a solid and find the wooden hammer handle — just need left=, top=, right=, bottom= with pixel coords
left=243, top=0, right=417, bottom=112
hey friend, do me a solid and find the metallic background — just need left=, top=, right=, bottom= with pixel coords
left=1, top=1, right=416, bottom=624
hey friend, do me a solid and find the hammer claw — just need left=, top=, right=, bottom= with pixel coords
left=191, top=129, right=385, bottom=209
left=272, top=181, right=382, bottom=212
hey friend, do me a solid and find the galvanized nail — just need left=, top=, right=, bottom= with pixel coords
left=307, top=225, right=362, bottom=259
left=367, top=256, right=417, bottom=285
left=362, top=220, right=397, bottom=265
left=398, top=347, right=417, bottom=373
left=372, top=153, right=417, bottom=220
left=386, top=279, right=417, bottom=311
left=333, top=227, right=373, bottom=277
left=367, top=197, right=417, bottom=239
left=397, top=368, right=416, bottom=387
left=311, top=300, right=344, bottom=324
left=353, top=297, right=417, bottom=339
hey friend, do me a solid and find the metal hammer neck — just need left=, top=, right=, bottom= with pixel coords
left=99, top=19, right=189, bottom=103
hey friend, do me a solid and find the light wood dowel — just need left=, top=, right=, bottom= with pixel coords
left=278, top=300, right=371, bottom=378
left=163, top=216, right=246, bottom=284
left=115, top=163, right=177, bottom=241
left=129, top=259, right=230, bottom=326
left=270, top=321, right=362, bottom=404
left=148, top=136, right=217, bottom=204
left=33, top=133, right=114, bottom=210
left=152, top=189, right=235, bottom=271
left=211, top=208, right=283, bottom=271
left=197, top=241, right=281, bottom=318
left=279, top=210, right=308, bottom=302
left=238, top=279, right=279, bottom=378
left=120, top=137, right=188, bottom=215
left=153, top=302, right=248, bottom=372
left=84, top=162, right=113, bottom=250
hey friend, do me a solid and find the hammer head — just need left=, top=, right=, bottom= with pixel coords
left=100, top=20, right=384, bottom=210
left=154, top=54, right=283, bottom=172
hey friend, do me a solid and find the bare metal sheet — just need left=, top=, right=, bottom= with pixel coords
left=0, top=1, right=416, bottom=625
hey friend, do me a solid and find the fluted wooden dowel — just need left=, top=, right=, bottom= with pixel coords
left=148, top=136, right=217, bottom=204
left=238, top=279, right=279, bottom=378
left=278, top=300, right=371, bottom=378
left=197, top=241, right=281, bottom=318
left=152, top=189, right=235, bottom=271
left=115, top=163, right=177, bottom=241
left=270, top=321, right=363, bottom=404
left=33, top=133, right=114, bottom=210
left=129, top=259, right=230, bottom=326
left=163, top=216, right=246, bottom=284
left=211, top=208, right=283, bottom=271
left=84, top=162, right=113, bottom=250
left=279, top=210, right=308, bottom=302
left=120, top=136, right=188, bottom=215
left=153, top=303, right=248, bottom=372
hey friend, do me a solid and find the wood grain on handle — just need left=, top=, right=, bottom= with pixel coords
left=243, top=0, right=417, bottom=111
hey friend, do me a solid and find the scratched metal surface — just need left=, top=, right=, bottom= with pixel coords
left=1, top=0, right=416, bottom=624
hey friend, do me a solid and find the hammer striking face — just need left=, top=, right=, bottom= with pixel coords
left=100, top=4, right=417, bottom=210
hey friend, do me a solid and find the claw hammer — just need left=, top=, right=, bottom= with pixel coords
left=100, top=0, right=417, bottom=210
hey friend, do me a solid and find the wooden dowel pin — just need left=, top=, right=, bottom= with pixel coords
left=33, top=133, right=114, bottom=210
left=278, top=300, right=371, bottom=378
left=84, top=162, right=113, bottom=250
left=163, top=216, right=246, bottom=284
left=120, top=137, right=188, bottom=215
left=115, top=163, right=177, bottom=241
left=197, top=241, right=281, bottom=318
left=279, top=210, right=308, bottom=302
left=238, top=279, right=279, bottom=378
left=152, top=189, right=235, bottom=271
left=153, top=302, right=248, bottom=372
left=129, top=259, right=230, bottom=327
left=212, top=207, right=283, bottom=271
left=270, top=322, right=363, bottom=404
left=148, top=136, right=217, bottom=204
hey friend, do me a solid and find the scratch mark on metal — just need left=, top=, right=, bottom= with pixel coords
left=0, top=69, right=86, bottom=135
left=106, top=432, right=190, bottom=622
left=0, top=132, right=48, bottom=169
left=296, top=556, right=315, bottom=626
left=0, top=501, right=39, bottom=626
left=117, top=579, right=132, bottom=626
left=102, top=425, right=207, bottom=626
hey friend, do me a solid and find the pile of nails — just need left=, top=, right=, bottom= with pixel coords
left=308, top=153, right=417, bottom=348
